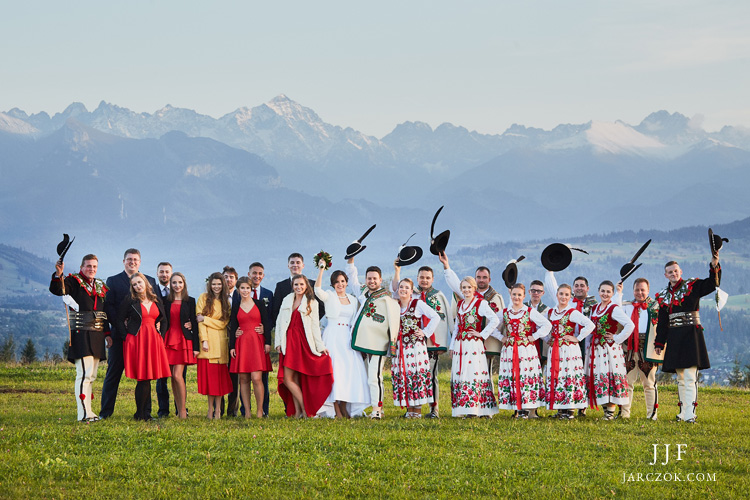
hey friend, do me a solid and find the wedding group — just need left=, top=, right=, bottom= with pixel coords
left=48, top=214, right=726, bottom=425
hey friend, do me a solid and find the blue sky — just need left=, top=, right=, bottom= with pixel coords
left=2, top=0, right=748, bottom=137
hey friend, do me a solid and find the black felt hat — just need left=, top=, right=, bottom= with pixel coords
left=540, top=243, right=588, bottom=272
left=429, top=206, right=450, bottom=256
left=708, top=228, right=728, bottom=256
left=619, top=263, right=642, bottom=283
left=619, top=239, right=651, bottom=283
left=345, top=224, right=376, bottom=260
left=502, top=256, right=525, bottom=289
left=55, top=233, right=75, bottom=263
left=396, top=233, right=423, bottom=267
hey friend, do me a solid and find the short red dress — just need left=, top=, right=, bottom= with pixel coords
left=165, top=302, right=197, bottom=366
left=230, top=305, right=272, bottom=374
left=277, top=310, right=333, bottom=417
left=124, top=303, right=171, bottom=382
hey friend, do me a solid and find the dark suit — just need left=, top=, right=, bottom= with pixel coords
left=224, top=287, right=242, bottom=416
left=99, top=271, right=159, bottom=419
left=256, top=286, right=274, bottom=415
left=154, top=283, right=173, bottom=417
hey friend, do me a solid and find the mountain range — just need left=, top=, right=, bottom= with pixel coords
left=2, top=96, right=749, bottom=281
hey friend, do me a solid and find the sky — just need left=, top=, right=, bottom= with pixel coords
left=2, top=0, right=749, bottom=137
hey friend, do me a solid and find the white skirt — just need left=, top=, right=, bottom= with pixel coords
left=583, top=340, right=629, bottom=406
left=317, top=319, right=370, bottom=417
left=545, top=341, right=587, bottom=410
left=497, top=341, right=545, bottom=410
left=450, top=337, right=498, bottom=417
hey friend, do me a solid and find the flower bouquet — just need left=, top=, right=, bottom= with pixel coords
left=313, top=250, right=333, bottom=270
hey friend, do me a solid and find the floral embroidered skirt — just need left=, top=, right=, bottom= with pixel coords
left=545, top=341, right=587, bottom=410
left=497, top=341, right=545, bottom=410
left=450, top=337, right=498, bottom=417
left=392, top=339, right=433, bottom=407
left=584, top=341, right=629, bottom=406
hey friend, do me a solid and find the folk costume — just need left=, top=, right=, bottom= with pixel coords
left=314, top=286, right=370, bottom=418
left=615, top=293, right=660, bottom=419
left=544, top=305, right=595, bottom=412
left=492, top=307, right=552, bottom=412
left=585, top=302, right=634, bottom=409
left=346, top=263, right=400, bottom=417
left=275, top=294, right=334, bottom=417
left=449, top=296, right=500, bottom=417
left=115, top=298, right=171, bottom=420
left=392, top=298, right=440, bottom=408
left=417, top=285, right=452, bottom=417
left=49, top=271, right=109, bottom=422
left=525, top=301, right=549, bottom=365
left=196, top=293, right=232, bottom=397
left=445, top=268, right=506, bottom=389
left=655, top=263, right=720, bottom=422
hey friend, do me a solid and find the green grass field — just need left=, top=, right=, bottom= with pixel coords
left=1, top=363, right=748, bottom=499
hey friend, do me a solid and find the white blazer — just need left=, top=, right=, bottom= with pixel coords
left=275, top=293, right=326, bottom=356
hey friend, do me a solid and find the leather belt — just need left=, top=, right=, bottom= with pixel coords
left=69, top=311, right=108, bottom=332
left=669, top=311, right=700, bottom=328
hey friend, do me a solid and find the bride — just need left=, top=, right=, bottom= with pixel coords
left=314, top=261, right=371, bottom=418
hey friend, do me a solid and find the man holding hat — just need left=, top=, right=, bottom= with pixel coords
left=654, top=233, right=722, bottom=423
left=614, top=278, right=660, bottom=420
left=346, top=257, right=400, bottom=419
left=50, top=254, right=109, bottom=422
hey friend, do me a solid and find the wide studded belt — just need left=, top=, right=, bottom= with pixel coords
left=669, top=311, right=700, bottom=328
left=69, top=311, right=108, bottom=331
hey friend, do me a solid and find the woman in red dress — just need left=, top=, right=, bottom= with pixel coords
left=275, top=275, right=333, bottom=418
left=163, top=272, right=199, bottom=419
left=116, top=272, right=171, bottom=421
left=229, top=277, right=272, bottom=419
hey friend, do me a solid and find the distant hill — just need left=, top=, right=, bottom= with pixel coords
left=0, top=244, right=56, bottom=298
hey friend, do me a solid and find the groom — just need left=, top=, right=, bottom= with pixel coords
left=346, top=256, right=400, bottom=420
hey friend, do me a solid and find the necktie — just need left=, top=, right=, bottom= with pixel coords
left=629, top=302, right=648, bottom=352
left=253, top=288, right=258, bottom=300
left=162, top=286, right=168, bottom=297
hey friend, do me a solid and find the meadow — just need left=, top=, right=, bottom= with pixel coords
left=0, top=363, right=748, bottom=499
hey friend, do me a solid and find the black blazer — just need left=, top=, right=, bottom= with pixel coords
left=272, top=277, right=324, bottom=326
left=105, top=271, right=160, bottom=331
left=228, top=297, right=272, bottom=350
left=115, top=297, right=167, bottom=341
left=163, top=296, right=199, bottom=352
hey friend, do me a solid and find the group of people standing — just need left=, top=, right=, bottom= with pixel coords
left=50, top=240, right=721, bottom=424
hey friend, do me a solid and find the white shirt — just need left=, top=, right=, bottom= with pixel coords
left=545, top=305, right=595, bottom=343
left=590, top=302, right=635, bottom=344
left=449, top=297, right=501, bottom=352
left=400, top=299, right=441, bottom=337
left=491, top=306, right=552, bottom=342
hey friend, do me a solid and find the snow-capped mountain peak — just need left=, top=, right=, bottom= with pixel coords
left=544, top=120, right=671, bottom=157
left=0, top=112, right=39, bottom=135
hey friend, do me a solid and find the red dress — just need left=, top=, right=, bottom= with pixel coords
left=165, top=302, right=197, bottom=366
left=277, top=310, right=334, bottom=417
left=124, top=303, right=171, bottom=382
left=230, top=305, right=272, bottom=374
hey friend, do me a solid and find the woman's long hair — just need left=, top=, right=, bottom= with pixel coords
left=129, top=272, right=159, bottom=303
left=292, top=274, right=315, bottom=316
left=202, top=272, right=231, bottom=321
left=168, top=272, right=189, bottom=302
